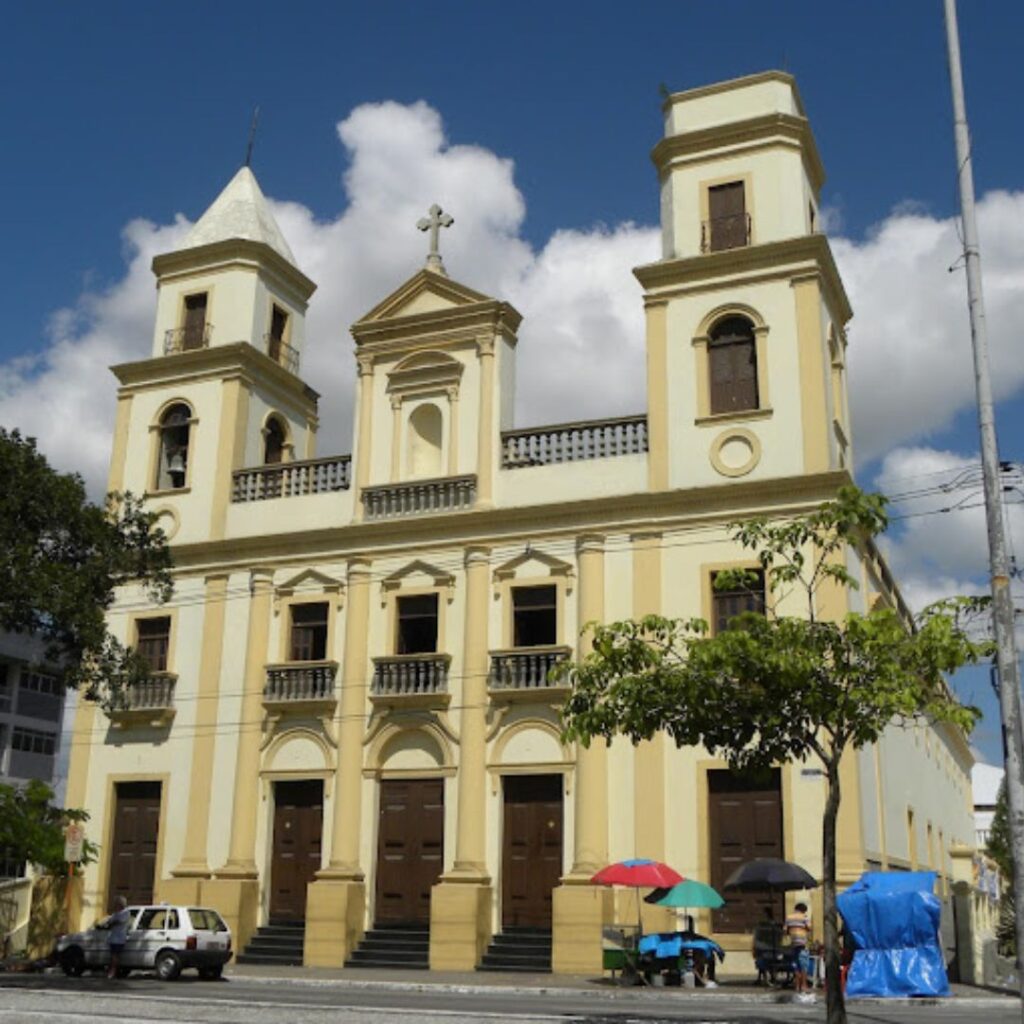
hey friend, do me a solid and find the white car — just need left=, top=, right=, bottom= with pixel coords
left=57, top=904, right=233, bottom=980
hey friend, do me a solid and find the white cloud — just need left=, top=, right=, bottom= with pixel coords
left=1, top=102, right=1022, bottom=609
left=833, top=190, right=1024, bottom=465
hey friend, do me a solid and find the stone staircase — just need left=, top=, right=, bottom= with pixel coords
left=345, top=922, right=430, bottom=969
left=235, top=919, right=305, bottom=966
left=478, top=926, right=552, bottom=972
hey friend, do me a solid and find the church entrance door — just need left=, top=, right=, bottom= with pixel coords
left=502, top=774, right=563, bottom=929
left=269, top=779, right=323, bottom=922
left=374, top=778, right=444, bottom=925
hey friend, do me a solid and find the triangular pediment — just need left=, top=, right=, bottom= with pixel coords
left=492, top=548, right=575, bottom=595
left=355, top=270, right=496, bottom=325
left=380, top=559, right=456, bottom=605
left=275, top=568, right=344, bottom=595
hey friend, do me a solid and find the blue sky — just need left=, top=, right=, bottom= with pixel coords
left=3, top=2, right=1022, bottom=762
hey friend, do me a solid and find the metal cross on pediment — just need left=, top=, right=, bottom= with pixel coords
left=417, top=204, right=454, bottom=275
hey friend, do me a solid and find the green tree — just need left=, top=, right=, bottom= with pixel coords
left=0, top=428, right=173, bottom=709
left=0, top=780, right=96, bottom=875
left=559, top=487, right=987, bottom=1024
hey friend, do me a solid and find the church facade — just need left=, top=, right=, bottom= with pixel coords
left=66, top=71, right=974, bottom=973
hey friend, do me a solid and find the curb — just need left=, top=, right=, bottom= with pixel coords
left=226, top=971, right=1018, bottom=1008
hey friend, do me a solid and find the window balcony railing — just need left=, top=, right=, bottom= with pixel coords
left=265, top=334, right=300, bottom=374
left=263, top=662, right=338, bottom=710
left=371, top=654, right=451, bottom=706
left=232, top=455, right=352, bottom=502
left=362, top=475, right=476, bottom=520
left=501, top=415, right=648, bottom=469
left=109, top=672, right=177, bottom=728
left=700, top=213, right=752, bottom=254
left=489, top=646, right=572, bottom=698
left=164, top=324, right=213, bottom=354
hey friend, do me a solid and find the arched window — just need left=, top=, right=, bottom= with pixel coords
left=709, top=316, right=758, bottom=414
left=407, top=403, right=443, bottom=478
left=264, top=417, right=286, bottom=465
left=156, top=403, right=192, bottom=490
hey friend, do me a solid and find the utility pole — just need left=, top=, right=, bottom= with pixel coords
left=943, top=0, right=1024, bottom=1009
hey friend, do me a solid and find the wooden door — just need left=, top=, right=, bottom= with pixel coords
left=502, top=775, right=563, bottom=929
left=708, top=768, right=782, bottom=933
left=270, top=780, right=323, bottom=921
left=375, top=778, right=444, bottom=925
left=107, top=781, right=161, bottom=910
left=708, top=181, right=747, bottom=251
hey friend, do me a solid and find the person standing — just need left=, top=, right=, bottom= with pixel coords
left=102, top=896, right=131, bottom=979
left=785, top=900, right=812, bottom=998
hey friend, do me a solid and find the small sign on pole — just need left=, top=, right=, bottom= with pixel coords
left=64, top=823, right=84, bottom=864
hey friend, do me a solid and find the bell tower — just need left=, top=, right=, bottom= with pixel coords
left=108, top=167, right=319, bottom=544
left=636, top=71, right=853, bottom=492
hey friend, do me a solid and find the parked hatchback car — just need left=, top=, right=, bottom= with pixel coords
left=57, top=904, right=232, bottom=980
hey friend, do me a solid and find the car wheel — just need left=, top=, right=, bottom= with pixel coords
left=61, top=947, right=85, bottom=977
left=198, top=965, right=223, bottom=980
left=154, top=950, right=182, bottom=981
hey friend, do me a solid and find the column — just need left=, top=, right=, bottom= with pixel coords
left=552, top=533, right=612, bottom=973
left=631, top=532, right=670, bottom=932
left=164, top=574, right=228, bottom=905
left=430, top=546, right=492, bottom=970
left=475, top=337, right=495, bottom=506
left=304, top=556, right=372, bottom=966
left=203, top=569, right=273, bottom=953
left=353, top=353, right=375, bottom=520
left=446, top=385, right=460, bottom=476
left=389, top=396, right=402, bottom=481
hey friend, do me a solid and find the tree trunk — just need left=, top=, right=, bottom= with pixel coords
left=823, top=757, right=846, bottom=1024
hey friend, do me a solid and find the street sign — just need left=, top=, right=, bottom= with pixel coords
left=64, top=823, right=84, bottom=863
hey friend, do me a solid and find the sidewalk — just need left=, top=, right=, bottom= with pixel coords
left=226, top=963, right=1018, bottom=1007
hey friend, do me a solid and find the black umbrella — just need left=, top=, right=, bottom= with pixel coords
left=723, top=858, right=818, bottom=892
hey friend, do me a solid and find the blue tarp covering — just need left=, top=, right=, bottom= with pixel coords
left=837, top=870, right=949, bottom=998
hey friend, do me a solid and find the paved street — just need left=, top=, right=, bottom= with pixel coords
left=0, top=973, right=1018, bottom=1024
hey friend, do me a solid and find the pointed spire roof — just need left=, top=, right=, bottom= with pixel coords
left=182, top=166, right=296, bottom=264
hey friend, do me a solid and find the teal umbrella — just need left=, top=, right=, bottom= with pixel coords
left=645, top=879, right=724, bottom=909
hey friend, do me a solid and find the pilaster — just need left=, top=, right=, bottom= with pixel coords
left=353, top=354, right=375, bottom=520
left=215, top=569, right=274, bottom=878
left=475, top=336, right=496, bottom=507
left=171, top=573, right=229, bottom=882
left=553, top=533, right=610, bottom=974
left=431, top=545, right=493, bottom=970
left=305, top=556, right=372, bottom=964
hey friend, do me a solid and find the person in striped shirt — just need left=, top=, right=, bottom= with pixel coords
left=784, top=901, right=812, bottom=996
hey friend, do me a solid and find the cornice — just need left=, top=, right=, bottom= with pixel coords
left=112, top=341, right=320, bottom=411
left=661, top=71, right=803, bottom=114
left=351, top=299, right=523, bottom=349
left=152, top=238, right=316, bottom=304
left=651, top=112, right=824, bottom=195
left=166, top=469, right=853, bottom=572
left=633, top=233, right=853, bottom=325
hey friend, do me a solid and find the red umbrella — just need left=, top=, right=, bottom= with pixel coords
left=591, top=859, right=684, bottom=889
left=592, top=859, right=685, bottom=942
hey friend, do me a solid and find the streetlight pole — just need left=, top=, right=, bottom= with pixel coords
left=943, top=0, right=1024, bottom=1009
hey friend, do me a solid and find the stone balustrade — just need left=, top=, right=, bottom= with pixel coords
left=108, top=673, right=177, bottom=728
left=489, top=646, right=572, bottom=693
left=362, top=475, right=476, bottom=520
left=119, top=672, right=177, bottom=710
left=371, top=654, right=451, bottom=701
left=501, top=414, right=648, bottom=468
left=263, top=662, right=338, bottom=705
left=232, top=455, right=352, bottom=502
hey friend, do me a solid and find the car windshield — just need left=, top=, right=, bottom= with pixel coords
left=188, top=908, right=228, bottom=932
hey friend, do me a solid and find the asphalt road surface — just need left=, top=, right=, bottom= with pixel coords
left=0, top=974, right=1018, bottom=1024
